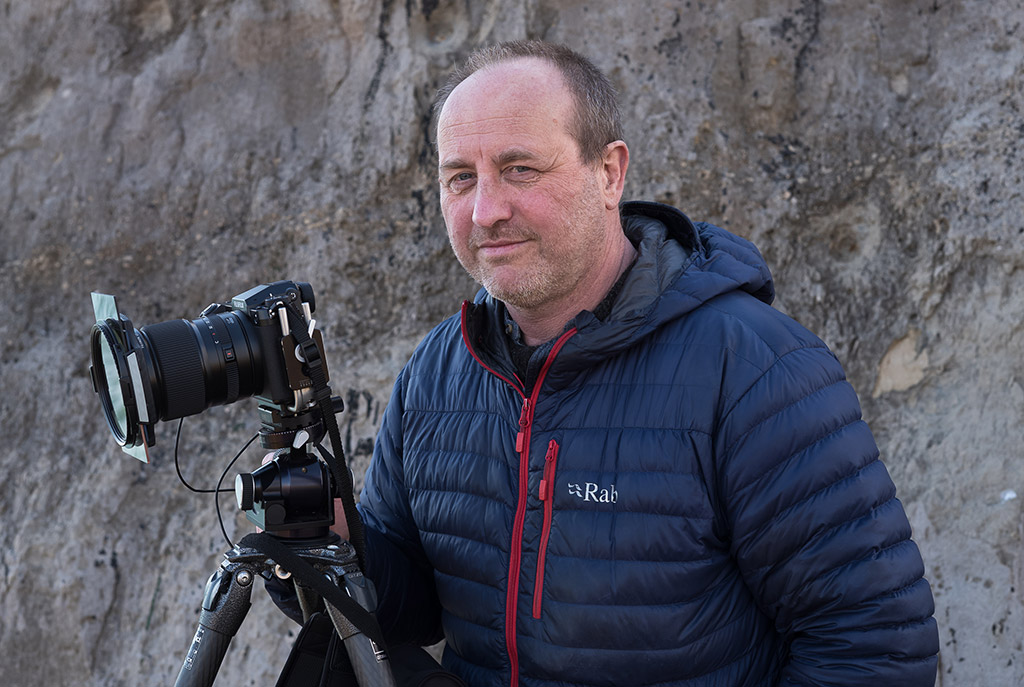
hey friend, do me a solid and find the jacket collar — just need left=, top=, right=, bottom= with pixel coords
left=461, top=201, right=775, bottom=391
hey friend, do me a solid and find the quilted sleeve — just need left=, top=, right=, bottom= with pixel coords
left=715, top=343, right=939, bottom=685
left=358, top=369, right=444, bottom=647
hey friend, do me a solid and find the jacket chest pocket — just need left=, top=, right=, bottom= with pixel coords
left=533, top=439, right=560, bottom=619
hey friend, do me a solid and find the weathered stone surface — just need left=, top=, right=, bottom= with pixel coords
left=1, top=1, right=1022, bottom=684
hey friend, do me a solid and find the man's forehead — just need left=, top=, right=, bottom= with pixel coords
left=439, top=111, right=554, bottom=141
left=436, top=113, right=574, bottom=171
left=439, top=59, right=571, bottom=129
left=437, top=60, right=574, bottom=163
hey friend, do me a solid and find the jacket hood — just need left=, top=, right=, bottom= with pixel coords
left=612, top=201, right=774, bottom=324
left=465, top=200, right=776, bottom=389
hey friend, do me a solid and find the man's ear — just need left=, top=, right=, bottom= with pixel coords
left=599, top=141, right=629, bottom=210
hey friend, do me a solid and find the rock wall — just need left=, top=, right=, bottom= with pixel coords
left=1, top=1, right=1021, bottom=684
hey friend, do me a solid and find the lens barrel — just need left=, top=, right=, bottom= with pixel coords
left=141, top=311, right=262, bottom=422
left=90, top=306, right=266, bottom=452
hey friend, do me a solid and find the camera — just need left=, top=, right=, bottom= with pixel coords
left=90, top=280, right=328, bottom=462
left=90, top=280, right=339, bottom=534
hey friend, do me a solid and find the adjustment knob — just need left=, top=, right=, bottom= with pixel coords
left=235, top=473, right=255, bottom=510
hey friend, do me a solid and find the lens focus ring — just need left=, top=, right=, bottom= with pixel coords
left=144, top=319, right=207, bottom=420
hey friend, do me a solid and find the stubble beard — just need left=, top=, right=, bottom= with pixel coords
left=461, top=181, right=607, bottom=312
left=468, top=226, right=553, bottom=310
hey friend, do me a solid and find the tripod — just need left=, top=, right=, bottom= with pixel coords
left=169, top=296, right=394, bottom=686
left=172, top=393, right=397, bottom=687
left=173, top=530, right=396, bottom=687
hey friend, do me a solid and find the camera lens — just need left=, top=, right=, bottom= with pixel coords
left=90, top=309, right=266, bottom=450
left=141, top=311, right=263, bottom=422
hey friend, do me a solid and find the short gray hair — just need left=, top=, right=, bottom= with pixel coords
left=433, top=40, right=623, bottom=164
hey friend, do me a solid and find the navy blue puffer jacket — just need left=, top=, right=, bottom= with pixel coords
left=359, top=202, right=939, bottom=686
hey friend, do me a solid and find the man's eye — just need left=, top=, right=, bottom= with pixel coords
left=446, top=172, right=475, bottom=191
left=505, top=165, right=539, bottom=180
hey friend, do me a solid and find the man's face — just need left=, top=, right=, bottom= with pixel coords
left=436, top=59, right=612, bottom=312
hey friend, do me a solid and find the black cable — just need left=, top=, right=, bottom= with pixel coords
left=213, top=430, right=260, bottom=549
left=174, top=418, right=234, bottom=494
left=172, top=416, right=259, bottom=548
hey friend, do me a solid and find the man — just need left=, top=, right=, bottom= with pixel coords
left=355, top=41, right=939, bottom=686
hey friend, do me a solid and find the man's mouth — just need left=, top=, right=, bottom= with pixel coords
left=476, top=237, right=529, bottom=259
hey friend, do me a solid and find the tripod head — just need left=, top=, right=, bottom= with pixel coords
left=234, top=397, right=346, bottom=541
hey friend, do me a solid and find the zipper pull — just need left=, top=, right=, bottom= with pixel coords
left=539, top=440, right=559, bottom=500
left=515, top=397, right=532, bottom=453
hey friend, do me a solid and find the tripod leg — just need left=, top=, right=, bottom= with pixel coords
left=174, top=565, right=256, bottom=687
left=323, top=571, right=396, bottom=687
left=324, top=605, right=396, bottom=687
left=294, top=579, right=324, bottom=623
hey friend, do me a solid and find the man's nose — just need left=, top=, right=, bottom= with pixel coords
left=471, top=177, right=513, bottom=228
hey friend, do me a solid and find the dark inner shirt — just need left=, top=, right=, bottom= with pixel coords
left=504, top=258, right=636, bottom=392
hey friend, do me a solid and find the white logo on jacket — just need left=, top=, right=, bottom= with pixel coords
left=568, top=482, right=618, bottom=503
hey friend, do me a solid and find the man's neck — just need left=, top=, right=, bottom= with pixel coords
left=507, top=234, right=638, bottom=346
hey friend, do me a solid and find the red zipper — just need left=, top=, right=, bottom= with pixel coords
left=533, top=439, right=560, bottom=619
left=461, top=304, right=577, bottom=687
left=505, top=395, right=533, bottom=687
left=502, top=331, right=573, bottom=687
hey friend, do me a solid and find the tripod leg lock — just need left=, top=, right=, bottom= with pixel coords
left=198, top=566, right=255, bottom=633
left=175, top=565, right=256, bottom=687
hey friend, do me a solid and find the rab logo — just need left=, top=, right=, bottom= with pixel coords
left=568, top=482, right=618, bottom=504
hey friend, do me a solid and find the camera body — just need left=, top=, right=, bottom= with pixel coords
left=90, top=280, right=328, bottom=463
